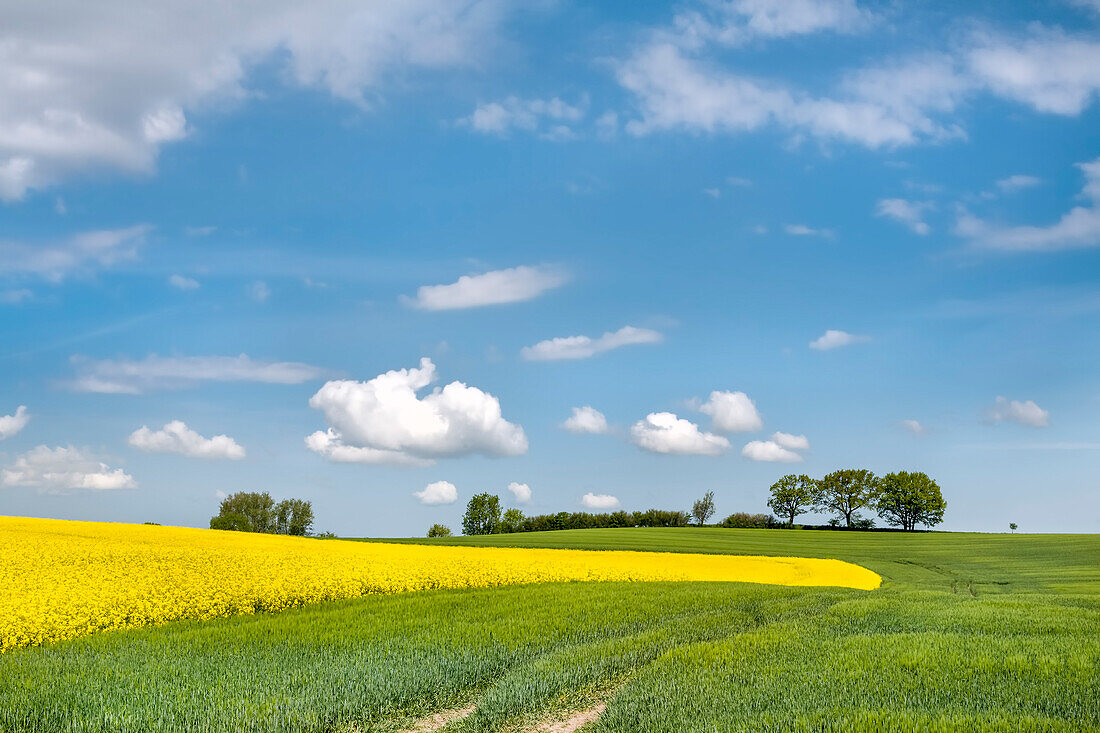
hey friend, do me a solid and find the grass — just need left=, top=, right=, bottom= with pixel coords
left=2, top=528, right=1098, bottom=731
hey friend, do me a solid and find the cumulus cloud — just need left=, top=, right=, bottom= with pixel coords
left=697, top=390, right=763, bottom=433
left=168, top=274, right=200, bottom=290
left=771, top=431, right=810, bottom=450
left=741, top=439, right=803, bottom=462
left=414, top=480, right=458, bottom=505
left=405, top=266, right=567, bottom=310
left=507, top=481, right=532, bottom=503
left=66, top=354, right=328, bottom=394
left=581, top=492, right=620, bottom=509
left=561, top=406, right=609, bottom=434
left=1, top=445, right=136, bottom=492
left=876, top=198, right=932, bottom=235
left=306, top=357, right=527, bottom=466
left=127, top=420, right=245, bottom=459
left=669, top=0, right=871, bottom=49
left=986, top=396, right=1050, bottom=428
left=0, top=0, right=510, bottom=200
left=0, top=226, right=150, bottom=281
left=630, top=412, right=730, bottom=456
left=521, top=326, right=662, bottom=361
left=304, top=429, right=430, bottom=466
left=0, top=406, right=30, bottom=440
left=956, top=157, right=1100, bottom=252
left=809, top=329, right=870, bottom=350
left=459, top=96, right=585, bottom=139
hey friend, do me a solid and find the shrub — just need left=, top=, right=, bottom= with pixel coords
left=720, top=513, right=776, bottom=529
left=426, top=524, right=452, bottom=538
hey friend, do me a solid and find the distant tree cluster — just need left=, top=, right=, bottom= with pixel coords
left=766, top=470, right=946, bottom=531
left=427, top=471, right=945, bottom=538
left=209, top=491, right=315, bottom=536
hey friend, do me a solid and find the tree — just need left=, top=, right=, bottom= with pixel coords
left=817, top=469, right=878, bottom=528
left=1009, top=522, right=1018, bottom=533
left=210, top=491, right=275, bottom=533
left=766, top=474, right=820, bottom=527
left=462, top=493, right=502, bottom=535
left=209, top=512, right=251, bottom=532
left=427, top=524, right=452, bottom=537
left=500, top=508, right=525, bottom=533
left=691, top=491, right=715, bottom=526
left=874, top=471, right=946, bottom=531
left=274, top=498, right=314, bottom=536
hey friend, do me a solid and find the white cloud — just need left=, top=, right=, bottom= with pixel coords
left=128, top=420, right=245, bottom=459
left=809, top=329, right=870, bottom=350
left=967, top=29, right=1100, bottom=115
left=876, top=198, right=932, bottom=235
left=956, top=156, right=1100, bottom=252
left=900, top=419, right=926, bottom=435
left=307, top=357, right=527, bottom=466
left=616, top=20, right=1100, bottom=151
left=630, top=411, right=730, bottom=456
left=784, top=224, right=833, bottom=237
left=996, top=174, right=1041, bottom=193
left=414, top=480, right=458, bottom=505
left=1, top=289, right=33, bottom=304
left=0, top=225, right=150, bottom=281
left=168, top=274, right=200, bottom=290
left=304, top=428, right=430, bottom=466
left=581, top=492, right=620, bottom=509
left=460, top=96, right=585, bottom=139
left=562, top=406, right=609, bottom=434
left=0, top=406, right=30, bottom=440
left=67, top=354, right=328, bottom=394
left=697, top=390, right=762, bottom=433
left=249, top=281, right=271, bottom=303
left=702, top=187, right=721, bottom=198
left=521, top=325, right=662, bottom=361
left=771, top=431, right=809, bottom=451
left=742, top=439, right=804, bottom=462
left=507, top=481, right=532, bottom=503
left=670, top=0, right=871, bottom=48
left=406, top=265, right=567, bottom=310
left=1, top=445, right=135, bottom=492
left=0, top=0, right=509, bottom=200
left=986, top=396, right=1050, bottom=428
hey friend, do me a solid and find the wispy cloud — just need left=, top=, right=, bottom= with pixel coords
left=521, top=326, right=662, bottom=361
left=66, top=354, right=329, bottom=394
left=405, top=266, right=567, bottom=310
left=809, top=329, right=870, bottom=350
left=0, top=225, right=150, bottom=281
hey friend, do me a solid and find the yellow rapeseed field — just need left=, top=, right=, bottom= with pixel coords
left=0, top=516, right=880, bottom=652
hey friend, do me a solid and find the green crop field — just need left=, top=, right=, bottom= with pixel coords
left=3, top=529, right=1098, bottom=732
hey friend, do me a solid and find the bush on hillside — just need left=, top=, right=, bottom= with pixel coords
left=720, top=512, right=779, bottom=529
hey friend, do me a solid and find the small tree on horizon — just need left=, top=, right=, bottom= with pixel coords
left=1009, top=522, right=1018, bottom=533
left=817, top=469, right=878, bottom=528
left=462, top=493, right=502, bottom=535
left=210, top=491, right=275, bottom=533
left=500, top=508, right=525, bottom=533
left=691, top=491, right=716, bottom=526
left=874, top=471, right=945, bottom=531
left=427, top=524, right=452, bottom=537
left=766, top=474, right=819, bottom=527
left=274, top=498, right=315, bottom=536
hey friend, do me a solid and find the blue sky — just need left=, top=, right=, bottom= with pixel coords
left=2, top=0, right=1099, bottom=534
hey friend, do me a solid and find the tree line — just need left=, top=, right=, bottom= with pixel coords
left=428, top=469, right=945, bottom=537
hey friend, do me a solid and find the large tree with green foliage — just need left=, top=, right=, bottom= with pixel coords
left=500, top=508, right=525, bottom=533
left=462, top=493, right=502, bottom=535
left=817, top=469, right=878, bottom=528
left=691, top=491, right=715, bottom=526
left=209, top=491, right=313, bottom=535
left=766, top=474, right=819, bottom=527
left=874, top=471, right=945, bottom=531
left=273, top=499, right=315, bottom=536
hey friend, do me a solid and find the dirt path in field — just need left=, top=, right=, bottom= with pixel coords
left=404, top=704, right=476, bottom=732
left=528, top=703, right=606, bottom=733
